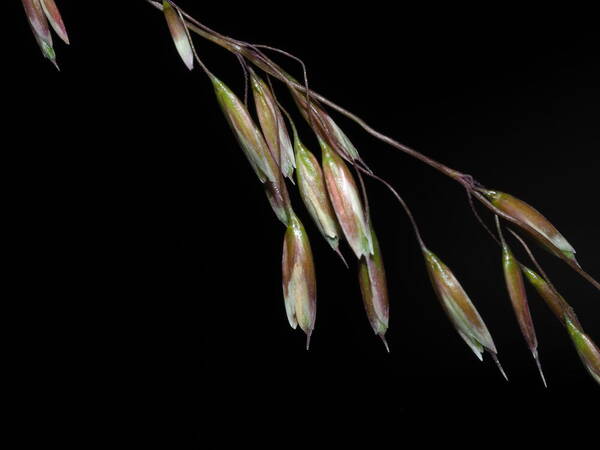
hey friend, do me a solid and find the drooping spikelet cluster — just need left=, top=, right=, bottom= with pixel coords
left=157, top=2, right=387, bottom=351
left=21, top=0, right=600, bottom=386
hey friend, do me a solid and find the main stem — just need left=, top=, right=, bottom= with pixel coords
left=146, top=1, right=467, bottom=184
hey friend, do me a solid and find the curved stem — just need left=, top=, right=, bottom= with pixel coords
left=471, top=191, right=500, bottom=245
left=236, top=54, right=249, bottom=106
left=146, top=0, right=467, bottom=183
left=494, top=215, right=506, bottom=246
left=355, top=166, right=426, bottom=250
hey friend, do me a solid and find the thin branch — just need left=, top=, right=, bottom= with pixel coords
left=236, top=54, right=249, bottom=106
left=355, top=166, right=426, bottom=250
left=470, top=191, right=500, bottom=244
left=506, top=228, right=558, bottom=293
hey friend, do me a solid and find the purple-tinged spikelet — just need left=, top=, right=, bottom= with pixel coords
left=321, top=140, right=373, bottom=258
left=485, top=191, right=577, bottom=264
left=282, top=212, right=317, bottom=349
left=423, top=248, right=507, bottom=379
left=358, top=226, right=390, bottom=351
left=212, top=76, right=291, bottom=224
left=250, top=71, right=295, bottom=181
left=162, top=0, right=194, bottom=70
left=263, top=176, right=292, bottom=225
left=501, top=243, right=545, bottom=385
left=291, top=89, right=360, bottom=162
left=294, top=133, right=343, bottom=257
left=321, top=113, right=360, bottom=162
left=22, top=0, right=56, bottom=67
left=212, top=76, right=277, bottom=183
left=40, top=0, right=68, bottom=45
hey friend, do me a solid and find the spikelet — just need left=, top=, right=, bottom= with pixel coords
left=423, top=248, right=507, bottom=379
left=250, top=70, right=295, bottom=180
left=500, top=241, right=545, bottom=385
left=40, top=0, right=69, bottom=44
left=565, top=318, right=600, bottom=385
left=291, top=89, right=360, bottom=162
left=211, top=76, right=291, bottom=224
left=320, top=140, right=372, bottom=258
left=282, top=212, right=317, bottom=349
left=294, top=131, right=343, bottom=257
left=162, top=0, right=194, bottom=70
left=485, top=191, right=577, bottom=264
left=22, top=0, right=57, bottom=68
left=358, top=225, right=390, bottom=351
left=521, top=266, right=581, bottom=328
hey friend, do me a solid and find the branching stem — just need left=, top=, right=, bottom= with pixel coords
left=146, top=0, right=600, bottom=292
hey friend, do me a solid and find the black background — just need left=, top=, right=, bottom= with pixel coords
left=8, top=0, right=599, bottom=437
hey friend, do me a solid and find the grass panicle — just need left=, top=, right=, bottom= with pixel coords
left=21, top=0, right=600, bottom=385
